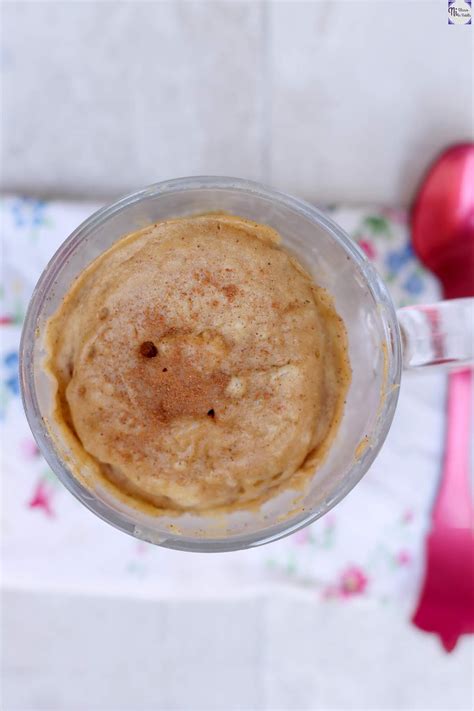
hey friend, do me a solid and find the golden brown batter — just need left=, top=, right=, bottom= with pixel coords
left=46, top=215, right=350, bottom=514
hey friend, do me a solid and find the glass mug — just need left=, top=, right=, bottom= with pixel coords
left=20, top=177, right=474, bottom=552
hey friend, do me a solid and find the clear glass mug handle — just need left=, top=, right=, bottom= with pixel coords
left=397, top=298, right=474, bottom=369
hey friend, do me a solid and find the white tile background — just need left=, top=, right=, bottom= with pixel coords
left=1, top=0, right=473, bottom=204
left=3, top=589, right=473, bottom=710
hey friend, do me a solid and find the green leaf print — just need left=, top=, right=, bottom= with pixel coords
left=0, top=383, right=10, bottom=416
left=286, top=555, right=297, bottom=575
left=13, top=300, right=24, bottom=325
left=41, top=468, right=62, bottom=488
left=363, top=215, right=391, bottom=236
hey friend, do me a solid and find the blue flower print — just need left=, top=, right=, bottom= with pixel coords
left=402, top=272, right=425, bottom=296
left=3, top=351, right=19, bottom=395
left=11, top=197, right=48, bottom=229
left=385, top=243, right=414, bottom=274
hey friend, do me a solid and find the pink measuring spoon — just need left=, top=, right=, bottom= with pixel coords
left=411, top=144, right=474, bottom=651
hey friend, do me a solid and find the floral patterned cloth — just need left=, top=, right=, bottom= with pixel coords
left=1, top=196, right=443, bottom=606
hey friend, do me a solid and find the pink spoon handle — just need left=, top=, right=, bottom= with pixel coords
left=433, top=369, right=473, bottom=528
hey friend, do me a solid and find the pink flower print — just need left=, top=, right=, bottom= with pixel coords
left=339, top=566, right=368, bottom=597
left=358, top=239, right=377, bottom=261
left=322, top=565, right=369, bottom=600
left=28, top=480, right=55, bottom=517
left=20, top=439, right=40, bottom=459
left=396, top=550, right=412, bottom=566
left=381, top=207, right=407, bottom=225
left=293, top=527, right=312, bottom=545
left=325, top=514, right=336, bottom=530
left=403, top=509, right=414, bottom=524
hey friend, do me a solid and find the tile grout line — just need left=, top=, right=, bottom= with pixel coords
left=260, top=0, right=272, bottom=186
left=260, top=593, right=271, bottom=711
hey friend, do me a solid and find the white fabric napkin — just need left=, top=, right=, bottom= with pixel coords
left=1, top=196, right=442, bottom=608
